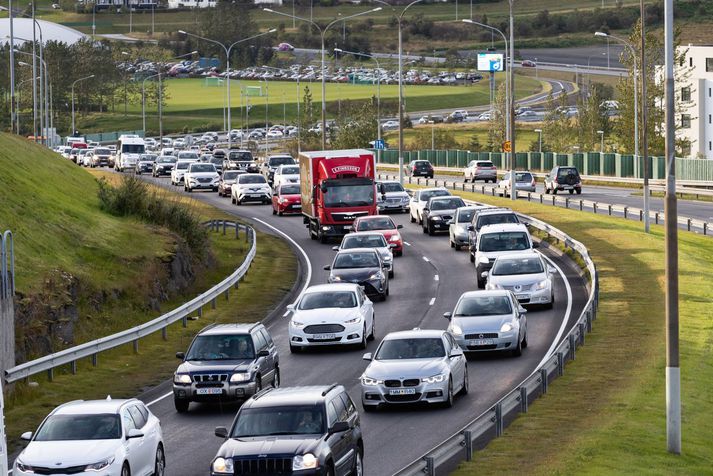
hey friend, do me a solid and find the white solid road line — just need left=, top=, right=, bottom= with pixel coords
left=429, top=298, right=436, bottom=306
left=146, top=391, right=173, bottom=407
left=422, top=256, right=430, bottom=262
left=536, top=254, right=574, bottom=369
left=434, top=275, right=439, bottom=281
left=404, top=241, right=411, bottom=247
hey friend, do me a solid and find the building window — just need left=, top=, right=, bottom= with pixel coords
left=681, top=114, right=691, bottom=128
left=681, top=87, right=691, bottom=102
left=707, top=58, right=713, bottom=72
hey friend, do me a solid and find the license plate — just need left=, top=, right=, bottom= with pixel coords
left=312, top=333, right=336, bottom=340
left=196, top=388, right=223, bottom=395
left=516, top=294, right=529, bottom=300
left=290, top=205, right=301, bottom=209
left=389, top=388, right=416, bottom=395
left=249, top=194, right=262, bottom=197
left=343, top=225, right=352, bottom=230
left=469, top=339, right=494, bottom=346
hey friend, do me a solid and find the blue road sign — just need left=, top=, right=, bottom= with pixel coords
left=374, top=139, right=386, bottom=150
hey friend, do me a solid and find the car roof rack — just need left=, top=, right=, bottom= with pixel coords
left=321, top=383, right=340, bottom=397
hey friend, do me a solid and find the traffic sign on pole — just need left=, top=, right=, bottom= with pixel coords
left=374, top=139, right=386, bottom=150
left=503, top=140, right=512, bottom=152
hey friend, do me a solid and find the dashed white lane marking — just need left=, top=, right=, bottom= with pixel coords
left=429, top=298, right=436, bottom=306
left=434, top=275, right=439, bottom=281
left=422, top=256, right=430, bottom=262
left=404, top=241, right=412, bottom=247
left=146, top=391, right=173, bottom=407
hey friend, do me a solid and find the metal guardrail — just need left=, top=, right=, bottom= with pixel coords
left=394, top=203, right=598, bottom=476
left=3, top=220, right=256, bottom=384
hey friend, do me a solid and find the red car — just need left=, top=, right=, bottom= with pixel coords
left=351, top=215, right=404, bottom=256
left=272, top=183, right=301, bottom=216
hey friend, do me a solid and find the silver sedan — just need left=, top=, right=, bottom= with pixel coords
left=449, top=205, right=490, bottom=251
left=485, top=252, right=555, bottom=308
left=360, top=329, right=468, bottom=411
left=497, top=170, right=537, bottom=196
left=334, top=232, right=395, bottom=278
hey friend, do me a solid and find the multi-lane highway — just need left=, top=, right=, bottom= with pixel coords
left=131, top=172, right=589, bottom=475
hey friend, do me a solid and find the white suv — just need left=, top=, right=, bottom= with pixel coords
left=474, top=223, right=538, bottom=289
left=231, top=173, right=272, bottom=205
left=184, top=162, right=220, bottom=192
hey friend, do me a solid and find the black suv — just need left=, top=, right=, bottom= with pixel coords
left=422, top=196, right=466, bottom=235
left=212, top=384, right=363, bottom=476
left=406, top=160, right=434, bottom=178
left=467, top=207, right=520, bottom=263
left=224, top=149, right=259, bottom=173
left=544, top=166, right=582, bottom=195
left=262, top=154, right=296, bottom=184
left=172, top=323, right=280, bottom=412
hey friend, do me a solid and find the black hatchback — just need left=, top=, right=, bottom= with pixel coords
left=212, top=384, right=364, bottom=476
left=406, top=160, right=434, bottom=178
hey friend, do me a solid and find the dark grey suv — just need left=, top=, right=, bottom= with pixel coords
left=211, top=384, right=363, bottom=476
left=172, top=323, right=279, bottom=412
left=544, top=165, right=582, bottom=195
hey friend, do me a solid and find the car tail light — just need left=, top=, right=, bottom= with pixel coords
left=531, top=179, right=536, bottom=186
left=553, top=177, right=558, bottom=183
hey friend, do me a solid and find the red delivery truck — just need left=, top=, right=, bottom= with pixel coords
left=299, top=149, right=377, bottom=243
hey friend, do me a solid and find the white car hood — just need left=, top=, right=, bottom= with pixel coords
left=237, top=183, right=270, bottom=190
left=477, top=249, right=533, bottom=260
left=453, top=314, right=513, bottom=334
left=277, top=174, right=300, bottom=182
left=489, top=272, right=546, bottom=287
left=365, top=358, right=446, bottom=380
left=186, top=172, right=219, bottom=179
left=293, top=308, right=360, bottom=324
left=20, top=440, right=118, bottom=467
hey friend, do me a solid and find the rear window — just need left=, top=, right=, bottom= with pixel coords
left=476, top=161, right=494, bottom=168
left=229, top=151, right=253, bottom=161
left=557, top=168, right=580, bottom=178
left=268, top=156, right=294, bottom=166
left=479, top=232, right=530, bottom=252
left=476, top=213, right=519, bottom=229
left=515, top=173, right=533, bottom=182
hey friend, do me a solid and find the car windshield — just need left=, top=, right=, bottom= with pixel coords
left=454, top=295, right=513, bottom=316
left=298, top=291, right=357, bottom=310
left=158, top=157, right=176, bottom=164
left=476, top=213, right=518, bottom=229
left=209, top=157, right=222, bottom=165
left=342, top=235, right=387, bottom=249
left=176, top=162, right=190, bottom=170
left=189, top=164, right=216, bottom=173
left=375, top=338, right=445, bottom=360
left=280, top=184, right=300, bottom=195
left=223, top=171, right=241, bottom=180
left=34, top=414, right=121, bottom=441
left=430, top=198, right=465, bottom=211
left=279, top=166, right=299, bottom=175
left=380, top=182, right=404, bottom=193
left=122, top=144, right=145, bottom=154
left=492, top=257, right=544, bottom=276
left=457, top=209, right=476, bottom=223
left=239, top=175, right=266, bottom=184
left=95, top=148, right=111, bottom=155
left=186, top=334, right=255, bottom=360
left=355, top=217, right=395, bottom=231
left=333, top=252, right=380, bottom=269
left=323, top=179, right=375, bottom=208
left=479, top=232, right=530, bottom=252
left=269, top=157, right=294, bottom=166
left=229, top=151, right=253, bottom=161
left=232, top=406, right=325, bottom=437
left=420, top=190, right=449, bottom=202
left=178, top=153, right=198, bottom=160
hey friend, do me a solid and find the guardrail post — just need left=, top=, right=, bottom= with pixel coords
left=608, top=204, right=612, bottom=216
left=565, top=198, right=569, bottom=209
left=639, top=210, right=643, bottom=221
left=655, top=212, right=659, bottom=224
left=162, top=327, right=167, bottom=340
left=579, top=322, right=586, bottom=345
left=71, top=361, right=77, bottom=375
left=47, top=368, right=53, bottom=382
left=527, top=192, right=531, bottom=201
left=495, top=402, right=503, bottom=437
left=593, top=202, right=597, bottom=214
left=225, top=288, right=230, bottom=301
left=245, top=227, right=249, bottom=243
left=182, top=314, right=188, bottom=328
left=198, top=306, right=203, bottom=317
left=92, top=354, right=98, bottom=367
left=540, top=194, right=543, bottom=204
left=624, top=207, right=628, bottom=219
left=551, top=196, right=555, bottom=206
left=557, top=352, right=565, bottom=376
left=133, top=339, right=139, bottom=353
left=211, top=298, right=217, bottom=309
left=579, top=200, right=583, bottom=211
left=586, top=310, right=593, bottom=333
left=569, top=334, right=577, bottom=360
left=235, top=224, right=240, bottom=240
left=222, top=220, right=226, bottom=235
left=704, top=223, right=708, bottom=235
left=463, top=430, right=474, bottom=461
left=540, top=368, right=548, bottom=394
left=425, top=456, right=435, bottom=476
left=687, top=218, right=692, bottom=231
left=519, top=386, right=528, bottom=413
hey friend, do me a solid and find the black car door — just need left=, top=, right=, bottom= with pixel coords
left=325, top=398, right=352, bottom=476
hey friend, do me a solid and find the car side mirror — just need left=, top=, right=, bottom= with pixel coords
left=397, top=224, right=403, bottom=229
left=330, top=421, right=350, bottom=434
left=20, top=432, right=32, bottom=441
left=443, top=311, right=452, bottom=320
left=467, top=225, right=474, bottom=232
left=362, top=352, right=372, bottom=361
left=389, top=243, right=397, bottom=249
left=548, top=266, right=556, bottom=274
left=323, top=265, right=331, bottom=270
left=423, top=207, right=429, bottom=212
left=480, top=271, right=489, bottom=279
left=257, top=349, right=270, bottom=357
left=532, top=242, right=540, bottom=249
left=382, top=263, right=390, bottom=269
left=286, top=304, right=295, bottom=314
left=215, top=427, right=229, bottom=439
left=175, top=352, right=185, bottom=360
left=519, top=307, right=528, bottom=315
left=449, top=351, right=462, bottom=359
left=447, top=220, right=454, bottom=225
left=126, top=429, right=144, bottom=439
left=332, top=246, right=339, bottom=251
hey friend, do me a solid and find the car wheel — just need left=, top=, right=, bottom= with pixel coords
left=353, top=448, right=364, bottom=476
left=464, top=176, right=469, bottom=183
left=459, top=367, right=469, bottom=395
left=454, top=243, right=461, bottom=251
left=153, top=444, right=165, bottom=476
left=512, top=334, right=523, bottom=357
left=174, top=398, right=189, bottom=413
left=477, top=277, right=485, bottom=289
left=272, top=367, right=280, bottom=388
left=272, top=208, right=277, bottom=215
left=450, top=239, right=455, bottom=248
left=576, top=189, right=582, bottom=195
left=422, top=222, right=428, bottom=233
left=427, top=223, right=434, bottom=236
left=362, top=401, right=377, bottom=412
left=255, top=375, right=263, bottom=393
left=369, top=314, right=375, bottom=340
left=121, top=462, right=131, bottom=476
left=410, top=213, right=416, bottom=223
left=522, top=330, right=528, bottom=349
left=388, top=269, right=394, bottom=279
left=552, top=188, right=558, bottom=195
left=236, top=198, right=242, bottom=206
left=395, top=250, right=403, bottom=257
left=569, top=189, right=574, bottom=194
left=443, top=378, right=454, bottom=408
left=359, top=325, right=368, bottom=349
left=469, top=251, right=475, bottom=263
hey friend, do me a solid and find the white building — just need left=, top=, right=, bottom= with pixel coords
left=679, top=45, right=713, bottom=159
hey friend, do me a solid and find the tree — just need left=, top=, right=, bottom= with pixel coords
left=411, top=128, right=459, bottom=150
left=542, top=90, right=574, bottom=152
left=486, top=83, right=507, bottom=151
left=575, top=84, right=609, bottom=151
left=331, top=99, right=378, bottom=150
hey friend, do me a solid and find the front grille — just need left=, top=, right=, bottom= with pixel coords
left=234, top=457, right=293, bottom=475
left=403, top=378, right=420, bottom=387
left=467, top=344, right=498, bottom=350
left=503, top=284, right=536, bottom=292
left=384, top=392, right=422, bottom=402
left=192, top=373, right=228, bottom=383
left=464, top=333, right=499, bottom=340
left=31, top=466, right=86, bottom=475
left=197, top=177, right=212, bottom=183
left=384, top=380, right=401, bottom=388
left=384, top=378, right=420, bottom=387
left=303, top=324, right=345, bottom=334
left=306, top=337, right=341, bottom=343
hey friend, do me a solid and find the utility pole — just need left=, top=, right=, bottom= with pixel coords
left=641, top=0, right=651, bottom=233
left=663, top=0, right=680, bottom=455
left=9, top=0, right=16, bottom=134
left=508, top=0, right=516, bottom=201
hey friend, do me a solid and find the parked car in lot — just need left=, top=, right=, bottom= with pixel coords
left=463, top=160, right=497, bottom=183
left=421, top=195, right=466, bottom=235
left=360, top=328, right=468, bottom=411
left=184, top=162, right=220, bottom=192
left=449, top=205, right=488, bottom=251
left=13, top=398, right=165, bottom=476
left=217, top=170, right=244, bottom=197
left=324, top=248, right=389, bottom=301
left=152, top=156, right=177, bottom=177
left=409, top=187, right=451, bottom=225
left=485, top=252, right=555, bottom=307
left=335, top=232, right=395, bottom=278
left=376, top=180, right=410, bottom=213
left=211, top=384, right=363, bottom=476
left=497, top=170, right=537, bottom=196
left=172, top=323, right=279, bottom=412
left=231, top=173, right=272, bottom=205
left=350, top=215, right=403, bottom=256
left=444, top=290, right=528, bottom=356
left=473, top=223, right=537, bottom=288
left=405, top=159, right=434, bottom=178
left=286, top=283, right=375, bottom=352
left=271, top=183, right=301, bottom=215
left=382, top=120, right=399, bottom=131
left=544, top=165, right=582, bottom=195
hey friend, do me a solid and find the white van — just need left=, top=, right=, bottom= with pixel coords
left=115, top=135, right=146, bottom=172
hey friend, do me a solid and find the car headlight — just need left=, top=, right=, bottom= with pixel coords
left=485, top=283, right=502, bottom=290
left=85, top=457, right=115, bottom=471
left=368, top=272, right=384, bottom=281
left=383, top=254, right=393, bottom=262
left=291, top=320, right=305, bottom=328
left=421, top=373, right=446, bottom=384
left=536, top=279, right=550, bottom=290
left=212, top=457, right=234, bottom=474
left=344, top=316, right=362, bottom=325
left=431, top=216, right=442, bottom=221
left=279, top=197, right=288, bottom=204
left=401, top=197, right=410, bottom=203
left=361, top=376, right=383, bottom=386
left=174, top=374, right=191, bottom=384
left=230, top=373, right=250, bottom=383
left=448, top=323, right=463, bottom=336
left=330, top=276, right=342, bottom=282
left=477, top=256, right=490, bottom=265
left=500, top=322, right=514, bottom=333
left=15, top=459, right=34, bottom=472
left=389, top=234, right=401, bottom=242
left=293, top=453, right=319, bottom=471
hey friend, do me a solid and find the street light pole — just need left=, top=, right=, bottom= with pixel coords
left=429, top=120, right=435, bottom=149
left=534, top=128, right=542, bottom=153
left=508, top=0, right=516, bottom=201
left=178, top=29, right=276, bottom=147
left=71, top=74, right=94, bottom=135
left=142, top=72, right=160, bottom=135
left=263, top=7, right=381, bottom=150
left=597, top=129, right=604, bottom=152
left=9, top=0, right=16, bottom=134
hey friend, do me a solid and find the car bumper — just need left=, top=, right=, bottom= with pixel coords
left=289, top=322, right=365, bottom=347
left=13, top=459, right=125, bottom=476
left=377, top=202, right=410, bottom=212
left=173, top=381, right=258, bottom=402
left=455, top=331, right=518, bottom=352
left=451, top=233, right=469, bottom=246
left=238, top=192, right=271, bottom=202
left=412, top=170, right=433, bottom=177
left=474, top=173, right=497, bottom=180
left=277, top=202, right=302, bottom=214
left=187, top=182, right=219, bottom=189
left=427, top=220, right=449, bottom=232
left=554, top=184, right=581, bottom=191
left=503, top=286, right=551, bottom=305
left=361, top=380, right=449, bottom=408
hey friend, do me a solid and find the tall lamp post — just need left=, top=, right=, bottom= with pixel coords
left=178, top=29, right=277, bottom=147
left=12, top=45, right=49, bottom=145
left=534, top=128, right=542, bottom=153
left=16, top=73, right=40, bottom=134
left=142, top=72, right=160, bottom=136
left=264, top=7, right=382, bottom=150
left=595, top=31, right=647, bottom=232
left=463, top=17, right=514, bottom=200
left=597, top=129, right=604, bottom=152
left=71, top=74, right=94, bottom=135
left=334, top=47, right=381, bottom=162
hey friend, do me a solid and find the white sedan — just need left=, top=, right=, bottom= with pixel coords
left=13, top=397, right=165, bottom=476
left=287, top=283, right=375, bottom=352
left=485, top=252, right=555, bottom=307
